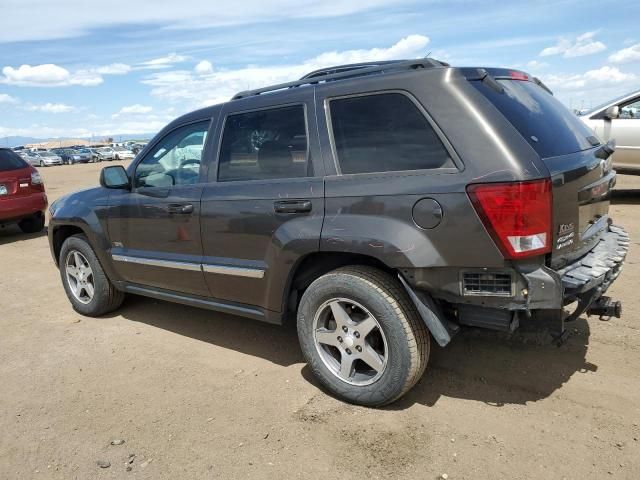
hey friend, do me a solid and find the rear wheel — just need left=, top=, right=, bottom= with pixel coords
left=59, top=234, right=125, bottom=316
left=297, top=266, right=430, bottom=407
left=18, top=214, right=45, bottom=233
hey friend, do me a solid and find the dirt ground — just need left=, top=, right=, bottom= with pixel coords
left=1, top=162, right=639, bottom=480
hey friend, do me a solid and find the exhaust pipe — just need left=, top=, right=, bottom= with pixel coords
left=586, top=296, right=622, bottom=320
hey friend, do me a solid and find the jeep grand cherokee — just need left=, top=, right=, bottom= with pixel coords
left=48, top=59, right=628, bottom=406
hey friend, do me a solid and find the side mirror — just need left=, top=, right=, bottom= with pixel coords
left=100, top=165, right=130, bottom=189
left=604, top=105, right=620, bottom=120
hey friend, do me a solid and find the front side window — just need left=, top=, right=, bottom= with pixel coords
left=619, top=98, right=640, bottom=119
left=218, top=105, right=309, bottom=182
left=329, top=93, right=454, bottom=174
left=135, top=121, right=209, bottom=188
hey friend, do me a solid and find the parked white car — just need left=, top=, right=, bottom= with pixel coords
left=113, top=146, right=136, bottom=160
left=579, top=89, right=640, bottom=171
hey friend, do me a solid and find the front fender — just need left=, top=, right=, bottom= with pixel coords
left=48, top=187, right=120, bottom=283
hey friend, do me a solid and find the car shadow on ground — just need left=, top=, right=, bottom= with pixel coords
left=612, top=189, right=640, bottom=204
left=117, top=295, right=595, bottom=409
left=115, top=295, right=304, bottom=367
left=0, top=224, right=47, bottom=245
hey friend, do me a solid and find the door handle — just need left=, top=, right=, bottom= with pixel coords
left=274, top=200, right=312, bottom=214
left=167, top=203, right=194, bottom=215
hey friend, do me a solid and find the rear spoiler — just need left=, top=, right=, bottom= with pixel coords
left=461, top=67, right=554, bottom=95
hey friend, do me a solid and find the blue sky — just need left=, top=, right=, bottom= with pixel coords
left=1, top=0, right=639, bottom=140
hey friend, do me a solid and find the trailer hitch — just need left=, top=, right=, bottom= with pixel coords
left=586, top=296, right=622, bottom=321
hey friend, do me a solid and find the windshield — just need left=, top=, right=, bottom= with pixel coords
left=472, top=79, right=599, bottom=158
left=40, top=152, right=56, bottom=157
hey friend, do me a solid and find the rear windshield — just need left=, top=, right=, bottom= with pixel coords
left=0, top=149, right=28, bottom=171
left=472, top=79, right=598, bottom=158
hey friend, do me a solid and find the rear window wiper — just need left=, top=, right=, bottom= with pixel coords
left=533, top=76, right=553, bottom=95
left=476, top=68, right=504, bottom=94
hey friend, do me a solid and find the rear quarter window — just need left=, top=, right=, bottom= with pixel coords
left=0, top=150, right=28, bottom=171
left=328, top=92, right=454, bottom=174
left=472, top=79, right=597, bottom=158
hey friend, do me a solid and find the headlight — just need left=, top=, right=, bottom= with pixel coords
left=73, top=155, right=80, bottom=160
left=31, top=171, right=43, bottom=185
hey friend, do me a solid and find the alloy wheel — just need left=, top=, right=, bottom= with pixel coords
left=313, top=298, right=388, bottom=386
left=65, top=250, right=95, bottom=304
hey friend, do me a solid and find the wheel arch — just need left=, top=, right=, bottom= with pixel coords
left=281, top=251, right=395, bottom=321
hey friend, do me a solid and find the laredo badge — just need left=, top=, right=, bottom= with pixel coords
left=556, top=223, right=575, bottom=249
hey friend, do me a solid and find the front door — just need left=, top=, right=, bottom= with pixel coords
left=200, top=89, right=324, bottom=313
left=597, top=96, right=640, bottom=169
left=107, top=119, right=212, bottom=297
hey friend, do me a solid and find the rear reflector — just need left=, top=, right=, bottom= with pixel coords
left=467, top=179, right=552, bottom=259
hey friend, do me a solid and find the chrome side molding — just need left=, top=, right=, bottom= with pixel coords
left=201, top=263, right=265, bottom=279
left=112, top=254, right=265, bottom=279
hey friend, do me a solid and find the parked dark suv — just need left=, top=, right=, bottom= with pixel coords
left=48, top=60, right=628, bottom=406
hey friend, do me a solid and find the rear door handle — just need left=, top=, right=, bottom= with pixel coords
left=274, top=200, right=312, bottom=214
left=167, top=203, right=194, bottom=215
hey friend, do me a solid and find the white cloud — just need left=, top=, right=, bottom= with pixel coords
left=524, top=60, right=548, bottom=70
left=194, top=60, right=213, bottom=75
left=94, top=63, right=132, bottom=75
left=25, top=102, right=75, bottom=113
left=540, top=31, right=606, bottom=58
left=608, top=43, right=640, bottom=64
left=0, top=62, right=131, bottom=87
left=138, top=53, right=189, bottom=70
left=540, top=66, right=638, bottom=106
left=143, top=35, right=431, bottom=107
left=119, top=104, right=153, bottom=114
left=112, top=104, right=153, bottom=118
left=0, top=93, right=18, bottom=104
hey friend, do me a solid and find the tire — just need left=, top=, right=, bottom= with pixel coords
left=59, top=234, right=125, bottom=316
left=18, top=214, right=45, bottom=233
left=39, top=160, right=45, bottom=167
left=67, top=159, right=73, bottom=165
left=297, top=266, right=430, bottom=407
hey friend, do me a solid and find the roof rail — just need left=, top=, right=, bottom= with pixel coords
left=231, top=58, right=446, bottom=100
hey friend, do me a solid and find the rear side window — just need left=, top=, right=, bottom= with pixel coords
left=472, top=79, right=597, bottom=158
left=328, top=93, right=454, bottom=174
left=0, top=150, right=28, bottom=171
left=218, top=105, right=310, bottom=182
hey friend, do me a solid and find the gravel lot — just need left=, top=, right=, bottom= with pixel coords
left=1, top=162, right=639, bottom=479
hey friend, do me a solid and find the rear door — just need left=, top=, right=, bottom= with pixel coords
left=107, top=120, right=212, bottom=297
left=199, top=88, right=324, bottom=313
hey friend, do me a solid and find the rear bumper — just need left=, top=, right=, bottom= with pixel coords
left=558, top=224, right=629, bottom=299
left=0, top=192, right=48, bottom=223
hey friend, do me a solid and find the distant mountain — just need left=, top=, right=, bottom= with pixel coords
left=0, top=133, right=158, bottom=148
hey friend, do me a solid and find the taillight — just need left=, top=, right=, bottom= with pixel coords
left=467, top=179, right=552, bottom=259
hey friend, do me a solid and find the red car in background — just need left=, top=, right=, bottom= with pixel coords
left=0, top=148, right=48, bottom=233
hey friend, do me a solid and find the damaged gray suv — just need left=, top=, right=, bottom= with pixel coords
left=48, top=59, right=628, bottom=406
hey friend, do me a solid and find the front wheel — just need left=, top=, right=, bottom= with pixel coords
left=59, top=234, right=125, bottom=316
left=297, top=266, right=430, bottom=407
left=39, top=160, right=45, bottom=167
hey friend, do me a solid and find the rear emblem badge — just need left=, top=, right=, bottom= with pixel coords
left=557, top=223, right=575, bottom=249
